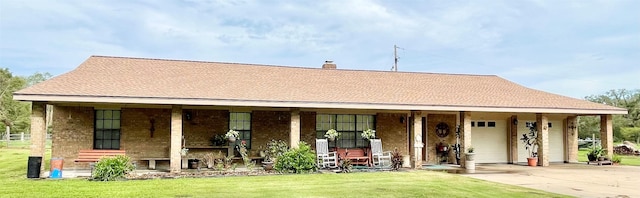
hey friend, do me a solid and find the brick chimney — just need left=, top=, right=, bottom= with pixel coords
left=322, top=60, right=336, bottom=69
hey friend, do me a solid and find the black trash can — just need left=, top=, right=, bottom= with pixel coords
left=27, top=156, right=42, bottom=178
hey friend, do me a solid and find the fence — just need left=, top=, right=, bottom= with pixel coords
left=0, top=132, right=52, bottom=142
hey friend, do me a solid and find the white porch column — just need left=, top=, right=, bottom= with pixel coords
left=536, top=114, right=549, bottom=166
left=600, top=114, right=613, bottom=159
left=29, top=102, right=47, bottom=177
left=460, top=111, right=471, bottom=168
left=290, top=109, right=300, bottom=149
left=566, top=116, right=579, bottom=163
left=412, top=111, right=423, bottom=168
left=170, top=105, right=183, bottom=173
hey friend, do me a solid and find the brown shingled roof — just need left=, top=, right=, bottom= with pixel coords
left=14, top=56, right=627, bottom=114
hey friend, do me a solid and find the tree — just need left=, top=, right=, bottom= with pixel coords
left=580, top=89, right=640, bottom=142
left=0, top=69, right=52, bottom=136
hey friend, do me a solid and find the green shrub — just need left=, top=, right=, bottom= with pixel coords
left=92, top=155, right=135, bottom=181
left=274, top=142, right=317, bottom=173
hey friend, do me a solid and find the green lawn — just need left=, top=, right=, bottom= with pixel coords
left=0, top=148, right=568, bottom=198
left=577, top=148, right=640, bottom=166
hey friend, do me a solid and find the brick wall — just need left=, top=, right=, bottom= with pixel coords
left=51, top=106, right=94, bottom=169
left=426, top=114, right=457, bottom=164
left=52, top=106, right=413, bottom=169
left=376, top=113, right=408, bottom=155
left=251, top=111, right=290, bottom=155
left=121, top=108, right=172, bottom=169
left=300, top=111, right=317, bottom=149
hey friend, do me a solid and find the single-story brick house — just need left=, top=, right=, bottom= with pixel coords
left=14, top=56, right=627, bottom=176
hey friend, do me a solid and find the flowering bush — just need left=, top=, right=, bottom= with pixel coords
left=361, top=129, right=376, bottom=140
left=225, top=129, right=239, bottom=139
left=324, top=129, right=339, bottom=139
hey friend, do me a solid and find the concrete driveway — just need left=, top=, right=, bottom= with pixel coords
left=461, top=163, right=640, bottom=198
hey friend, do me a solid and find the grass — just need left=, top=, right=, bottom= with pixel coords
left=578, top=148, right=640, bottom=166
left=0, top=148, right=569, bottom=198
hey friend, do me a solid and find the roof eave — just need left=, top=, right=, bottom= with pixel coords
left=13, top=94, right=629, bottom=115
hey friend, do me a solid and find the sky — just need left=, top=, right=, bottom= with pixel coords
left=1, top=0, right=638, bottom=99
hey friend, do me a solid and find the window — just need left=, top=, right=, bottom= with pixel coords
left=487, top=121, right=496, bottom=127
left=316, top=114, right=375, bottom=148
left=230, top=112, right=251, bottom=148
left=94, top=110, right=121, bottom=149
left=477, top=121, right=486, bottom=127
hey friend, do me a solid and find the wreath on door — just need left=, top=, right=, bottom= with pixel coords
left=435, top=122, right=450, bottom=138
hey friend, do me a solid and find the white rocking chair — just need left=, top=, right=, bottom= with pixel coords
left=316, top=139, right=338, bottom=169
left=370, top=139, right=392, bottom=168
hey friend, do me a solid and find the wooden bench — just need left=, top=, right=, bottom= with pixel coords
left=336, top=148, right=370, bottom=166
left=140, top=158, right=170, bottom=170
left=74, top=150, right=127, bottom=170
left=74, top=149, right=126, bottom=163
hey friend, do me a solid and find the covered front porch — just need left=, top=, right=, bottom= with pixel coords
left=26, top=102, right=616, bottom=176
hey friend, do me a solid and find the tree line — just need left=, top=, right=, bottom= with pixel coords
left=578, top=89, right=640, bottom=143
left=0, top=68, right=51, bottom=135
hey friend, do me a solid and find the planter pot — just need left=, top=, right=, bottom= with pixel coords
left=328, top=137, right=335, bottom=142
left=598, top=156, right=605, bottom=161
left=228, top=136, right=236, bottom=143
left=188, top=159, right=199, bottom=169
left=465, top=153, right=475, bottom=161
left=587, top=154, right=597, bottom=162
left=465, top=160, right=476, bottom=170
left=262, top=161, right=274, bottom=171
left=527, top=157, right=538, bottom=166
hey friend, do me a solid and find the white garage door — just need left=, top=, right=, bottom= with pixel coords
left=471, top=120, right=508, bottom=163
left=518, top=120, right=564, bottom=163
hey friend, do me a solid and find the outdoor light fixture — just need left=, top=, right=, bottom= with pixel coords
left=400, top=116, right=405, bottom=124
left=568, top=122, right=577, bottom=135
left=185, top=112, right=192, bottom=120
left=512, top=119, right=518, bottom=125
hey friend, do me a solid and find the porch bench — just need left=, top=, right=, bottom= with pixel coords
left=140, top=158, right=170, bottom=170
left=336, top=148, right=369, bottom=166
left=74, top=150, right=127, bottom=169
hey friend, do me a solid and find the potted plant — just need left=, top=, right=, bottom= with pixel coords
left=263, top=139, right=288, bottom=171
left=181, top=148, right=189, bottom=157
left=465, top=147, right=475, bottom=161
left=225, top=129, right=239, bottom=143
left=587, top=146, right=604, bottom=162
left=210, top=134, right=227, bottom=146
left=520, top=122, right=539, bottom=166
left=324, top=129, right=339, bottom=142
left=361, top=129, right=376, bottom=140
